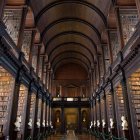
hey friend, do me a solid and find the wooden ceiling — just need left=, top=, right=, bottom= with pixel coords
left=6, top=0, right=137, bottom=72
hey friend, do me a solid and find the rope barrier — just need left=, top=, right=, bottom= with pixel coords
left=34, top=133, right=42, bottom=140
left=25, top=136, right=31, bottom=140
left=89, top=129, right=128, bottom=140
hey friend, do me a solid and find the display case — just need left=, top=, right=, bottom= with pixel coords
left=0, top=66, right=15, bottom=137
left=2, top=9, right=22, bottom=45
left=21, top=31, right=32, bottom=62
left=120, top=9, right=138, bottom=45
left=109, top=31, right=120, bottom=61
left=16, top=84, right=28, bottom=132
left=128, top=69, right=140, bottom=139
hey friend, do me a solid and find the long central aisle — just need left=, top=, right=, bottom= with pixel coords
left=47, top=131, right=97, bottom=140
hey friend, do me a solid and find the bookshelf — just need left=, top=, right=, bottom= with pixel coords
left=128, top=69, right=140, bottom=138
left=2, top=9, right=22, bottom=45
left=109, top=31, right=120, bottom=61
left=16, top=84, right=28, bottom=131
left=21, top=31, right=32, bottom=62
left=106, top=93, right=113, bottom=129
left=101, top=99, right=105, bottom=122
left=28, top=93, right=36, bottom=129
left=114, top=84, right=125, bottom=136
left=36, top=99, right=42, bottom=128
left=0, top=66, right=15, bottom=136
left=120, top=9, right=138, bottom=45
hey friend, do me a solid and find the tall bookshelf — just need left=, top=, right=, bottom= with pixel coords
left=21, top=31, right=32, bottom=62
left=109, top=31, right=120, bottom=61
left=28, top=93, right=36, bottom=129
left=0, top=66, right=15, bottom=136
left=36, top=99, right=42, bottom=127
left=106, top=92, right=113, bottom=130
left=128, top=69, right=140, bottom=139
left=114, top=84, right=125, bottom=136
left=120, top=9, right=138, bottom=45
left=16, top=84, right=28, bottom=132
left=100, top=98, right=105, bottom=123
left=2, top=9, right=22, bottom=45
left=32, top=46, right=38, bottom=73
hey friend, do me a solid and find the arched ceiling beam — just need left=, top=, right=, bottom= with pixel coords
left=48, top=42, right=94, bottom=61
left=41, top=17, right=101, bottom=41
left=35, top=0, right=107, bottom=26
left=51, top=51, right=91, bottom=67
left=45, top=31, right=98, bottom=57
left=53, top=57, right=89, bottom=74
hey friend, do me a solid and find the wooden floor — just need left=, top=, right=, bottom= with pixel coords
left=46, top=130, right=97, bottom=140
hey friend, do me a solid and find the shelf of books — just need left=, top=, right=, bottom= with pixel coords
left=42, top=102, right=46, bottom=127
left=0, top=66, right=15, bottom=137
left=2, top=9, right=22, bottom=45
left=16, top=84, right=28, bottom=133
left=36, top=99, right=42, bottom=128
left=93, top=102, right=96, bottom=127
left=21, top=31, right=32, bottom=62
left=28, top=93, right=36, bottom=130
left=114, top=84, right=125, bottom=136
left=96, top=99, right=100, bottom=127
left=119, top=9, right=139, bottom=45
left=100, top=96, right=106, bottom=126
left=128, top=69, right=140, bottom=139
left=106, top=92, right=113, bottom=130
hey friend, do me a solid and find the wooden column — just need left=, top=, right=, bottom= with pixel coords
left=0, top=0, right=6, bottom=20
left=17, top=7, right=28, bottom=50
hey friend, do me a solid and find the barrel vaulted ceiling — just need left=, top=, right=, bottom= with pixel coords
left=26, top=0, right=135, bottom=72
